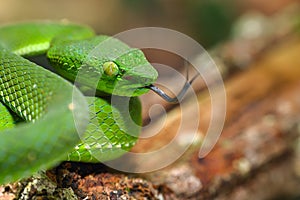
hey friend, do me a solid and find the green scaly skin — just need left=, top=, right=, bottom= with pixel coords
left=0, top=46, right=89, bottom=184
left=0, top=21, right=158, bottom=184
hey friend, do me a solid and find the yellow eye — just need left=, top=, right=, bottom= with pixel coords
left=102, top=61, right=119, bottom=77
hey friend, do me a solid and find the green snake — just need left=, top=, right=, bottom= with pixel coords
left=0, top=21, right=162, bottom=184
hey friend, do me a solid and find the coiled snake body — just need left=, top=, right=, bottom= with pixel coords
left=0, top=21, right=158, bottom=183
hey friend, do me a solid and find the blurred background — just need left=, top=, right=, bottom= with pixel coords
left=0, top=0, right=298, bottom=48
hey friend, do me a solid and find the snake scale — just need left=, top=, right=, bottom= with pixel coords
left=0, top=21, right=158, bottom=184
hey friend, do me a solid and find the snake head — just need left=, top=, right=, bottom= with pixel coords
left=110, top=48, right=158, bottom=96
left=48, top=36, right=158, bottom=97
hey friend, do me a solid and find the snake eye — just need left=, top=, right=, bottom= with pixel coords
left=102, top=61, right=119, bottom=77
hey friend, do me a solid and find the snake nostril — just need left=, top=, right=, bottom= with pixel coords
left=123, top=75, right=133, bottom=81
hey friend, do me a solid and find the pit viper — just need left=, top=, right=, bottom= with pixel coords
left=0, top=21, right=159, bottom=184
